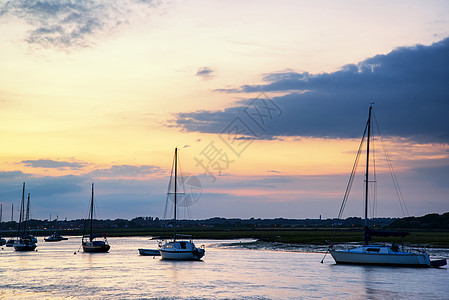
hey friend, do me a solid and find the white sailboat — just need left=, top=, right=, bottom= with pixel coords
left=329, top=105, right=446, bottom=268
left=158, top=148, right=205, bottom=260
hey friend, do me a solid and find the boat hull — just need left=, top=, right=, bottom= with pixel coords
left=82, top=244, right=110, bottom=253
left=138, top=248, right=161, bottom=256
left=159, top=240, right=205, bottom=260
left=14, top=243, right=37, bottom=251
left=330, top=247, right=431, bottom=267
left=44, top=238, right=61, bottom=242
left=159, top=248, right=205, bottom=260
left=45, top=237, right=68, bottom=242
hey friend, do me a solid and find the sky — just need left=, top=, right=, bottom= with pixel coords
left=0, top=0, right=448, bottom=221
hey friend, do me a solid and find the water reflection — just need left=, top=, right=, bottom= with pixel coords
left=0, top=237, right=447, bottom=299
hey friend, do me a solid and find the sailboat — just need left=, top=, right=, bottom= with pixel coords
left=329, top=105, right=446, bottom=268
left=14, top=183, right=37, bottom=252
left=158, top=148, right=205, bottom=260
left=81, top=183, right=110, bottom=253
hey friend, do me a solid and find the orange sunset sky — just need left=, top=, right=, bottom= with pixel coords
left=0, top=0, right=448, bottom=220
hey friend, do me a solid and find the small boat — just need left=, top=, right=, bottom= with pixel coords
left=44, top=232, right=68, bottom=242
left=159, top=235, right=205, bottom=260
left=158, top=148, right=205, bottom=260
left=81, top=183, right=110, bottom=253
left=328, top=105, right=446, bottom=268
left=6, top=239, right=15, bottom=247
left=0, top=237, right=6, bottom=246
left=13, top=236, right=37, bottom=252
left=14, top=183, right=37, bottom=252
left=138, top=248, right=161, bottom=256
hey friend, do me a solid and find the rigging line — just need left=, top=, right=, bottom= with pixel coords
left=371, top=133, right=378, bottom=220
left=373, top=112, right=409, bottom=216
left=177, top=152, right=186, bottom=196
left=337, top=118, right=369, bottom=220
left=164, top=152, right=176, bottom=220
left=185, top=204, right=192, bottom=221
left=329, top=115, right=369, bottom=245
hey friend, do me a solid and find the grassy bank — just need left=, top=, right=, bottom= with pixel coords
left=20, top=227, right=449, bottom=247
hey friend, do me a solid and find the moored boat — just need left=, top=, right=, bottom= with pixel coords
left=328, top=105, right=446, bottom=268
left=14, top=183, right=37, bottom=252
left=158, top=148, right=205, bottom=260
left=44, top=232, right=68, bottom=242
left=159, top=236, right=205, bottom=260
left=81, top=183, right=110, bottom=253
left=138, top=248, right=161, bottom=256
left=13, top=236, right=37, bottom=252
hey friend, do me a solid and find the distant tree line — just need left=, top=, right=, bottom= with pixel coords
left=388, top=212, right=449, bottom=229
left=0, top=215, right=400, bottom=232
left=2, top=213, right=447, bottom=233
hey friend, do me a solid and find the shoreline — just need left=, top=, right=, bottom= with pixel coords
left=4, top=227, right=448, bottom=248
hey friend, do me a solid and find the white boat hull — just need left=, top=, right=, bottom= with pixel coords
left=330, top=245, right=431, bottom=267
left=159, top=249, right=204, bottom=260
left=159, top=240, right=205, bottom=260
left=138, top=249, right=161, bottom=256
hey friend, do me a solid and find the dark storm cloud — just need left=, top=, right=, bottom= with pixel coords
left=196, top=67, right=214, bottom=80
left=0, top=0, right=159, bottom=49
left=176, top=38, right=449, bottom=143
left=21, top=159, right=86, bottom=169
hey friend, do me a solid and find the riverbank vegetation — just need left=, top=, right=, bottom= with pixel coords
left=1, top=213, right=448, bottom=247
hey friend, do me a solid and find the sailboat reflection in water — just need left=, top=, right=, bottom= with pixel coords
left=82, top=183, right=110, bottom=253
left=158, top=148, right=205, bottom=260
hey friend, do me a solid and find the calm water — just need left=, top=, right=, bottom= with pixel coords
left=1, top=237, right=448, bottom=299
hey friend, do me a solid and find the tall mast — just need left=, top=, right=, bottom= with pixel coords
left=90, top=183, right=94, bottom=236
left=25, top=193, right=30, bottom=233
left=26, top=193, right=30, bottom=221
left=11, top=203, right=14, bottom=222
left=174, top=148, right=177, bottom=241
left=364, top=105, right=373, bottom=228
left=17, top=182, right=25, bottom=237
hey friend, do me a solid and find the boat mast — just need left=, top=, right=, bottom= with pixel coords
left=25, top=193, right=30, bottom=234
left=17, top=182, right=25, bottom=238
left=90, top=183, right=94, bottom=237
left=364, top=105, right=373, bottom=229
left=174, top=147, right=177, bottom=241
